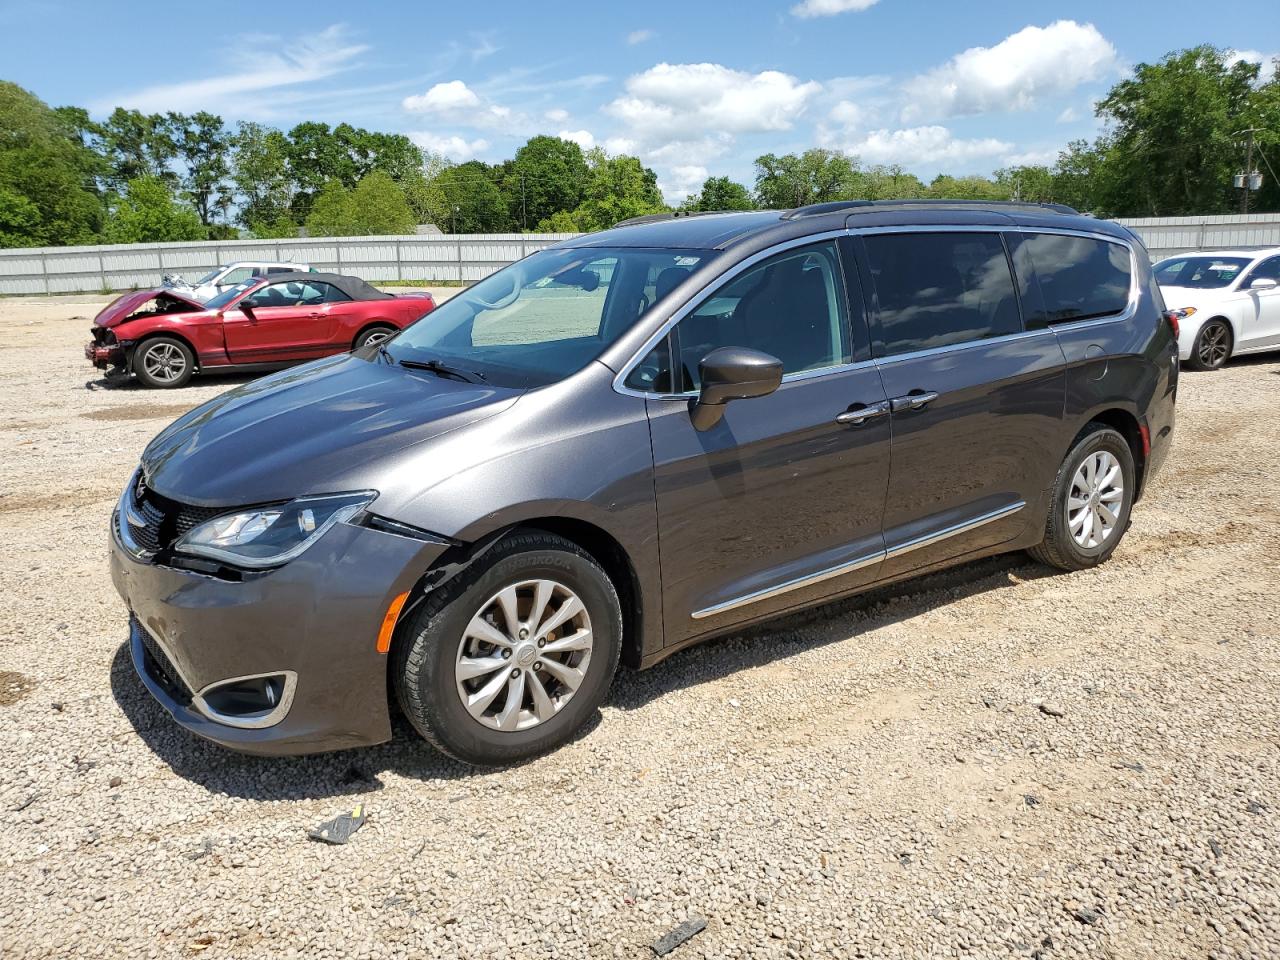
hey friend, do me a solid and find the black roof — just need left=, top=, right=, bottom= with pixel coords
left=554, top=201, right=1135, bottom=255
left=253, top=271, right=393, bottom=301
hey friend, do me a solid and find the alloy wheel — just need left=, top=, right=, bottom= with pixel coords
left=141, top=343, right=187, bottom=384
left=362, top=329, right=393, bottom=347
left=1198, top=322, right=1230, bottom=368
left=454, top=579, right=593, bottom=732
left=1067, top=450, right=1125, bottom=549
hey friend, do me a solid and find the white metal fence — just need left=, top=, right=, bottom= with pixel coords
left=0, top=233, right=581, bottom=296
left=3, top=215, right=1280, bottom=295
left=1116, top=213, right=1280, bottom=262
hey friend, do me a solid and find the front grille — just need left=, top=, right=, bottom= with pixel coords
left=91, top=325, right=116, bottom=346
left=128, top=475, right=224, bottom=553
left=135, top=621, right=193, bottom=706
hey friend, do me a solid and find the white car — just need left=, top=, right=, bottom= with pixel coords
left=162, top=261, right=314, bottom=302
left=1155, top=248, right=1280, bottom=370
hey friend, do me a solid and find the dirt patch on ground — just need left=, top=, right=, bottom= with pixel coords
left=0, top=672, right=34, bottom=706
left=81, top=403, right=195, bottom=422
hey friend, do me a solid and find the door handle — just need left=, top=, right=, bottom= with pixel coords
left=308, top=311, right=322, bottom=318
left=891, top=391, right=939, bottom=412
left=836, top=400, right=891, bottom=425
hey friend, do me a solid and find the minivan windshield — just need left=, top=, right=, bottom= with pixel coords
left=1154, top=256, right=1251, bottom=289
left=385, top=246, right=713, bottom=388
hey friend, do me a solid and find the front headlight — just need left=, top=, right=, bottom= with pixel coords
left=1168, top=307, right=1198, bottom=321
left=175, top=491, right=375, bottom=568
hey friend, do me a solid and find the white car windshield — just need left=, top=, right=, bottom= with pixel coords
left=1154, top=256, right=1251, bottom=289
left=193, top=268, right=225, bottom=286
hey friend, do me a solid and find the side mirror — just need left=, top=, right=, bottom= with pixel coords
left=1249, top=277, right=1278, bottom=290
left=689, top=346, right=783, bottom=431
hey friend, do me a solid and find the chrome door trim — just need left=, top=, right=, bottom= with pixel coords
left=885, top=500, right=1026, bottom=560
left=612, top=228, right=852, bottom=399
left=690, top=548, right=886, bottom=620
left=690, top=499, right=1027, bottom=621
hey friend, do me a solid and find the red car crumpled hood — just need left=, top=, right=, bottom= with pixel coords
left=93, top=289, right=206, bottom=329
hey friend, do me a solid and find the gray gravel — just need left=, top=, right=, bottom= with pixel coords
left=1, top=296, right=1278, bottom=959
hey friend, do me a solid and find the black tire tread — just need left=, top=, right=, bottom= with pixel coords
left=392, top=531, right=621, bottom=764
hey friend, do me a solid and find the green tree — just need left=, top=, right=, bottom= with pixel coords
left=503, top=135, right=589, bottom=229
left=560, top=148, right=666, bottom=231
left=0, top=81, right=103, bottom=246
left=753, top=149, right=861, bottom=208
left=169, top=111, right=230, bottom=226
left=926, top=175, right=1010, bottom=201
left=856, top=164, right=927, bottom=200
left=681, top=175, right=755, bottom=212
left=433, top=161, right=508, bottom=232
left=230, top=121, right=294, bottom=234
left=401, top=150, right=452, bottom=229
left=1095, top=45, right=1261, bottom=216
left=1048, top=139, right=1110, bottom=213
left=349, top=170, right=415, bottom=234
left=994, top=165, right=1057, bottom=202
left=303, top=179, right=353, bottom=237
left=98, top=108, right=178, bottom=192
left=103, top=176, right=205, bottom=243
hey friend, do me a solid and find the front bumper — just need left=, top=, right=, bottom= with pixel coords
left=112, top=509, right=450, bottom=755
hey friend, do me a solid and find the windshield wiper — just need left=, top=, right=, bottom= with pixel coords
left=396, top=356, right=486, bottom=384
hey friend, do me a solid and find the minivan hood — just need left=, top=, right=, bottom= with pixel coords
left=141, top=353, right=521, bottom=506
left=94, top=288, right=207, bottom=328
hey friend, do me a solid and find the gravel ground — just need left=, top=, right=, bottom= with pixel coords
left=1, top=295, right=1278, bottom=960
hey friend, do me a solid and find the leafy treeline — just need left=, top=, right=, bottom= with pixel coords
left=0, top=45, right=1276, bottom=248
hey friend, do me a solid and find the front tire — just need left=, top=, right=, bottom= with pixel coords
left=353, top=325, right=396, bottom=350
left=1185, top=318, right=1232, bottom=371
left=393, top=532, right=622, bottom=765
left=133, top=336, right=195, bottom=389
left=1029, top=424, right=1135, bottom=572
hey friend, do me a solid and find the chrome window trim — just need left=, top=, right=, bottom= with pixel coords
left=612, top=229, right=852, bottom=399
left=690, top=499, right=1026, bottom=620
left=193, top=670, right=299, bottom=730
left=614, top=222, right=1142, bottom=399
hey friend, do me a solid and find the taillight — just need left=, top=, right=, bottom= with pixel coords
left=1163, top=311, right=1180, bottom=339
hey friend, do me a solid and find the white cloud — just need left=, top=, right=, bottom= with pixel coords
left=627, top=28, right=655, bottom=45
left=558, top=129, right=596, bottom=150
left=829, top=100, right=867, bottom=128
left=844, top=126, right=1012, bottom=167
left=607, top=63, right=821, bottom=139
left=902, top=21, right=1117, bottom=122
left=1056, top=106, right=1080, bottom=123
left=1002, top=148, right=1060, bottom=167
left=603, top=136, right=638, bottom=156
left=92, top=24, right=368, bottom=115
left=402, top=79, right=515, bottom=128
left=662, top=165, right=710, bottom=202
left=544, top=108, right=569, bottom=123
left=409, top=132, right=490, bottom=162
left=791, top=0, right=879, bottom=18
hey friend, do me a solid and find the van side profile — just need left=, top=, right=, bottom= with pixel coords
left=112, top=201, right=1178, bottom=764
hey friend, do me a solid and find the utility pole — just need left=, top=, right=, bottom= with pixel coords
left=520, top=174, right=527, bottom=232
left=1244, top=127, right=1256, bottom=214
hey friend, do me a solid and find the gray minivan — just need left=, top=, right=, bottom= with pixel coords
left=112, top=201, right=1178, bottom=764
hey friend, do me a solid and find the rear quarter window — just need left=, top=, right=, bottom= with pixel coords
left=1016, top=233, right=1132, bottom=328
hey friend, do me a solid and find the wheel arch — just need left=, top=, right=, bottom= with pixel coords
left=352, top=319, right=399, bottom=349
left=1072, top=407, right=1147, bottom=499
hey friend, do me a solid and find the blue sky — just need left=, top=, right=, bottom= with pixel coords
left=3, top=0, right=1277, bottom=201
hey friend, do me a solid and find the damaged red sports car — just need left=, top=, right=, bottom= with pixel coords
left=85, top=272, right=436, bottom=388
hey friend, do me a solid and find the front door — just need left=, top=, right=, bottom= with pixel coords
left=857, top=230, right=1067, bottom=578
left=1238, top=255, right=1280, bottom=352
left=222, top=280, right=341, bottom=364
left=637, top=240, right=892, bottom=646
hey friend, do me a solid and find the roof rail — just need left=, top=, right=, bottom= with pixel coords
left=612, top=209, right=753, bottom=228
left=781, top=198, right=1080, bottom=220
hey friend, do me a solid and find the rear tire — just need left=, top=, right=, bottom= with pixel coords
left=1029, top=424, right=1135, bottom=572
left=1185, top=318, right=1232, bottom=371
left=132, top=336, right=195, bottom=389
left=353, top=325, right=397, bottom=350
left=393, top=532, right=622, bottom=765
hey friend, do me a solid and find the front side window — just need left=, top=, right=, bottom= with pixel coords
left=388, top=246, right=712, bottom=389
left=244, top=281, right=331, bottom=308
left=1153, top=256, right=1250, bottom=289
left=666, top=241, right=851, bottom=392
left=1243, top=256, right=1280, bottom=286
left=865, top=232, right=1020, bottom=356
left=1018, top=233, right=1132, bottom=326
